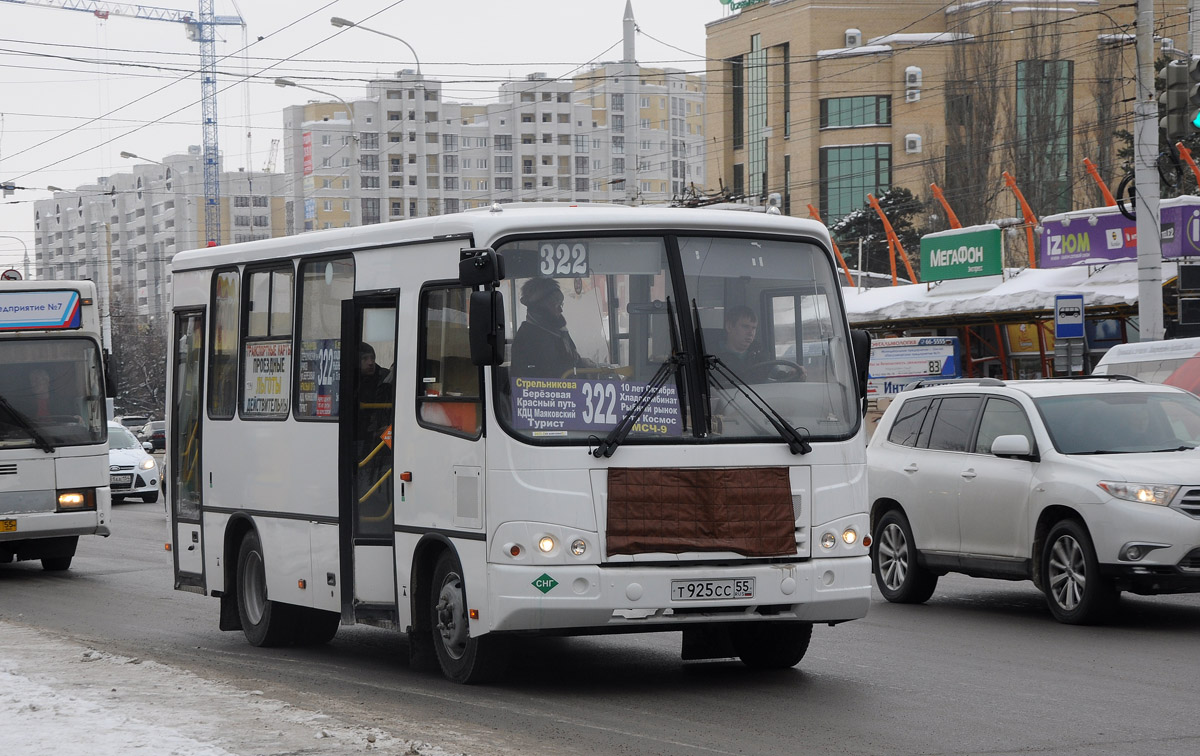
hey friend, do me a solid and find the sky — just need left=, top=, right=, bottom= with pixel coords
left=0, top=0, right=723, bottom=270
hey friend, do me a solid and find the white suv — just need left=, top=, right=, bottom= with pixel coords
left=867, top=377, right=1200, bottom=624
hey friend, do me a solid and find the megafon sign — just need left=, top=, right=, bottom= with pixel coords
left=919, top=225, right=1002, bottom=282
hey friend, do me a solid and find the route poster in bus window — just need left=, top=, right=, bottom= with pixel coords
left=510, top=376, right=681, bottom=437
left=297, top=338, right=340, bottom=417
left=243, top=339, right=292, bottom=417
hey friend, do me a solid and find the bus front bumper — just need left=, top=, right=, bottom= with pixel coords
left=482, top=555, right=871, bottom=634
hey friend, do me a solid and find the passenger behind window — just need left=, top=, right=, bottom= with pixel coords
left=510, top=277, right=595, bottom=378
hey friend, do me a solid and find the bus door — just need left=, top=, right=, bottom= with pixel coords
left=340, top=296, right=399, bottom=619
left=170, top=308, right=206, bottom=590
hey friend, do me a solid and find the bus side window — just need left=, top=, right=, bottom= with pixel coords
left=418, top=286, right=481, bottom=436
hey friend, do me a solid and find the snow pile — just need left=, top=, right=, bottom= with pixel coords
left=0, top=621, right=454, bottom=756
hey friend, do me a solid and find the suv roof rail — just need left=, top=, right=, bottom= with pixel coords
left=902, top=377, right=1006, bottom=391
left=1053, top=374, right=1143, bottom=382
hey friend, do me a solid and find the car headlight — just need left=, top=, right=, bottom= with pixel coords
left=139, top=458, right=156, bottom=470
left=1098, top=481, right=1179, bottom=506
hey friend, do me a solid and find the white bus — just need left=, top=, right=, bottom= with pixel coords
left=1092, top=336, right=1200, bottom=395
left=166, top=205, right=872, bottom=682
left=1, top=280, right=110, bottom=571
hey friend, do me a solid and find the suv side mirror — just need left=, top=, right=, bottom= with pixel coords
left=991, top=434, right=1032, bottom=458
left=468, top=289, right=506, bottom=366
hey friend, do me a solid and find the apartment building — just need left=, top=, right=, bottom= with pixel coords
left=33, top=147, right=287, bottom=320
left=705, top=0, right=1193, bottom=227
left=280, top=4, right=706, bottom=233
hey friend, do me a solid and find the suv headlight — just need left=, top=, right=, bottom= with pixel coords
left=1098, top=481, right=1179, bottom=506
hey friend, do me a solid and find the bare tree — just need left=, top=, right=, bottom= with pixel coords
left=108, top=291, right=168, bottom=418
left=937, top=3, right=1006, bottom=227
left=1005, top=6, right=1073, bottom=217
left=1078, top=39, right=1124, bottom=206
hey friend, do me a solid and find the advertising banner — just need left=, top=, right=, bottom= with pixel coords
left=920, top=226, right=1003, bottom=282
left=510, top=377, right=682, bottom=438
left=297, top=338, right=340, bottom=417
left=1040, top=199, right=1200, bottom=268
left=302, top=131, right=313, bottom=176
left=243, top=340, right=292, bottom=417
left=866, top=337, right=961, bottom=396
left=1006, top=322, right=1055, bottom=354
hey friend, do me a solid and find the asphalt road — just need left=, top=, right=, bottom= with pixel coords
left=3, top=500, right=1199, bottom=756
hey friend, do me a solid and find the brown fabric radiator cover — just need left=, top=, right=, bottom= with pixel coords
left=606, top=467, right=796, bottom=557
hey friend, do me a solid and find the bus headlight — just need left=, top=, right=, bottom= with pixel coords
left=570, top=538, right=587, bottom=556
left=820, top=532, right=836, bottom=549
left=842, top=528, right=857, bottom=545
left=57, top=489, right=95, bottom=511
left=538, top=536, right=556, bottom=553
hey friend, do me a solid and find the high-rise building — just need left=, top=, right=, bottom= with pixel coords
left=33, top=147, right=287, bottom=320
left=280, top=4, right=705, bottom=232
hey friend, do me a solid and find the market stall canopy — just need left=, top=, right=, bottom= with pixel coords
left=843, top=260, right=1179, bottom=327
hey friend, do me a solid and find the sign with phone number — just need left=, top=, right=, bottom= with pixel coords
left=510, top=377, right=682, bottom=436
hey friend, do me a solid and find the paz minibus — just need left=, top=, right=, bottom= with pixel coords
left=0, top=280, right=109, bottom=570
left=166, top=204, right=872, bottom=682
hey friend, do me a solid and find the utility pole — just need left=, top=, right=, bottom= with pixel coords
left=1136, top=0, right=1165, bottom=341
left=622, top=0, right=637, bottom=204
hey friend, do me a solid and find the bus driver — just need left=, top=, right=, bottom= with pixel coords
left=510, top=277, right=594, bottom=378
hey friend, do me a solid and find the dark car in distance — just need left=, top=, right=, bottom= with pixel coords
left=138, top=420, right=166, bottom=451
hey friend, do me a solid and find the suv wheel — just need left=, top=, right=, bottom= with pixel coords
left=1041, top=519, right=1118, bottom=625
left=872, top=509, right=937, bottom=604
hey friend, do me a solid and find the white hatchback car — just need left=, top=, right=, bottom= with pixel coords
left=868, top=377, right=1200, bottom=624
left=107, top=421, right=159, bottom=504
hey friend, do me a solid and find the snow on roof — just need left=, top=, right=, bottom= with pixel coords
left=922, top=223, right=1000, bottom=241
left=844, top=261, right=1176, bottom=324
left=866, top=33, right=969, bottom=46
left=816, top=44, right=892, bottom=59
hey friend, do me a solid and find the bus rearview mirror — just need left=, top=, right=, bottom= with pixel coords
left=469, top=290, right=506, bottom=366
left=851, top=329, right=871, bottom=402
left=459, top=248, right=505, bottom=287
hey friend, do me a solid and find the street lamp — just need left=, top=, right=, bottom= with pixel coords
left=330, top=17, right=421, bottom=74
left=329, top=18, right=425, bottom=217
left=276, top=77, right=360, bottom=227
left=119, top=150, right=164, bottom=165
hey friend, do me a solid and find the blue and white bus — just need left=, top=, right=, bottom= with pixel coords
left=0, top=280, right=110, bottom=571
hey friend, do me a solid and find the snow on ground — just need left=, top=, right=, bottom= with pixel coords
left=0, top=620, right=455, bottom=756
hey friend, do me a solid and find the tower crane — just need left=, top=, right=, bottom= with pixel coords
left=2, top=0, right=244, bottom=245
left=263, top=138, right=279, bottom=173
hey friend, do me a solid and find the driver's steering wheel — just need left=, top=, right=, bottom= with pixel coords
left=746, top=359, right=806, bottom=383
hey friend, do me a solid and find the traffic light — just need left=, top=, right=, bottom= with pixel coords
left=1160, top=60, right=1190, bottom=141
left=1186, top=56, right=1200, bottom=134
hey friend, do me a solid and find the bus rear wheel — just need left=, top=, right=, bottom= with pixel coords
left=731, top=621, right=813, bottom=669
left=236, top=530, right=295, bottom=647
left=429, top=551, right=510, bottom=684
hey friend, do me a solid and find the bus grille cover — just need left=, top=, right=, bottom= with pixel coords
left=605, top=467, right=795, bottom=557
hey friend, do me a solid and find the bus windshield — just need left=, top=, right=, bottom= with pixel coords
left=494, top=233, right=858, bottom=445
left=0, top=338, right=107, bottom=449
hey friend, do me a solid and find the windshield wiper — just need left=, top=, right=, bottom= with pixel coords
left=705, top=357, right=811, bottom=455
left=593, top=297, right=689, bottom=458
left=0, top=393, right=56, bottom=453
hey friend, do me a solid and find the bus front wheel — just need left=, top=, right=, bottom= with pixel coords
left=236, top=530, right=295, bottom=647
left=429, top=551, right=510, bottom=684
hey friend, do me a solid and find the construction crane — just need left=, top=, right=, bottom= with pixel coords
left=1, top=0, right=244, bottom=245
left=262, top=138, right=279, bottom=173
